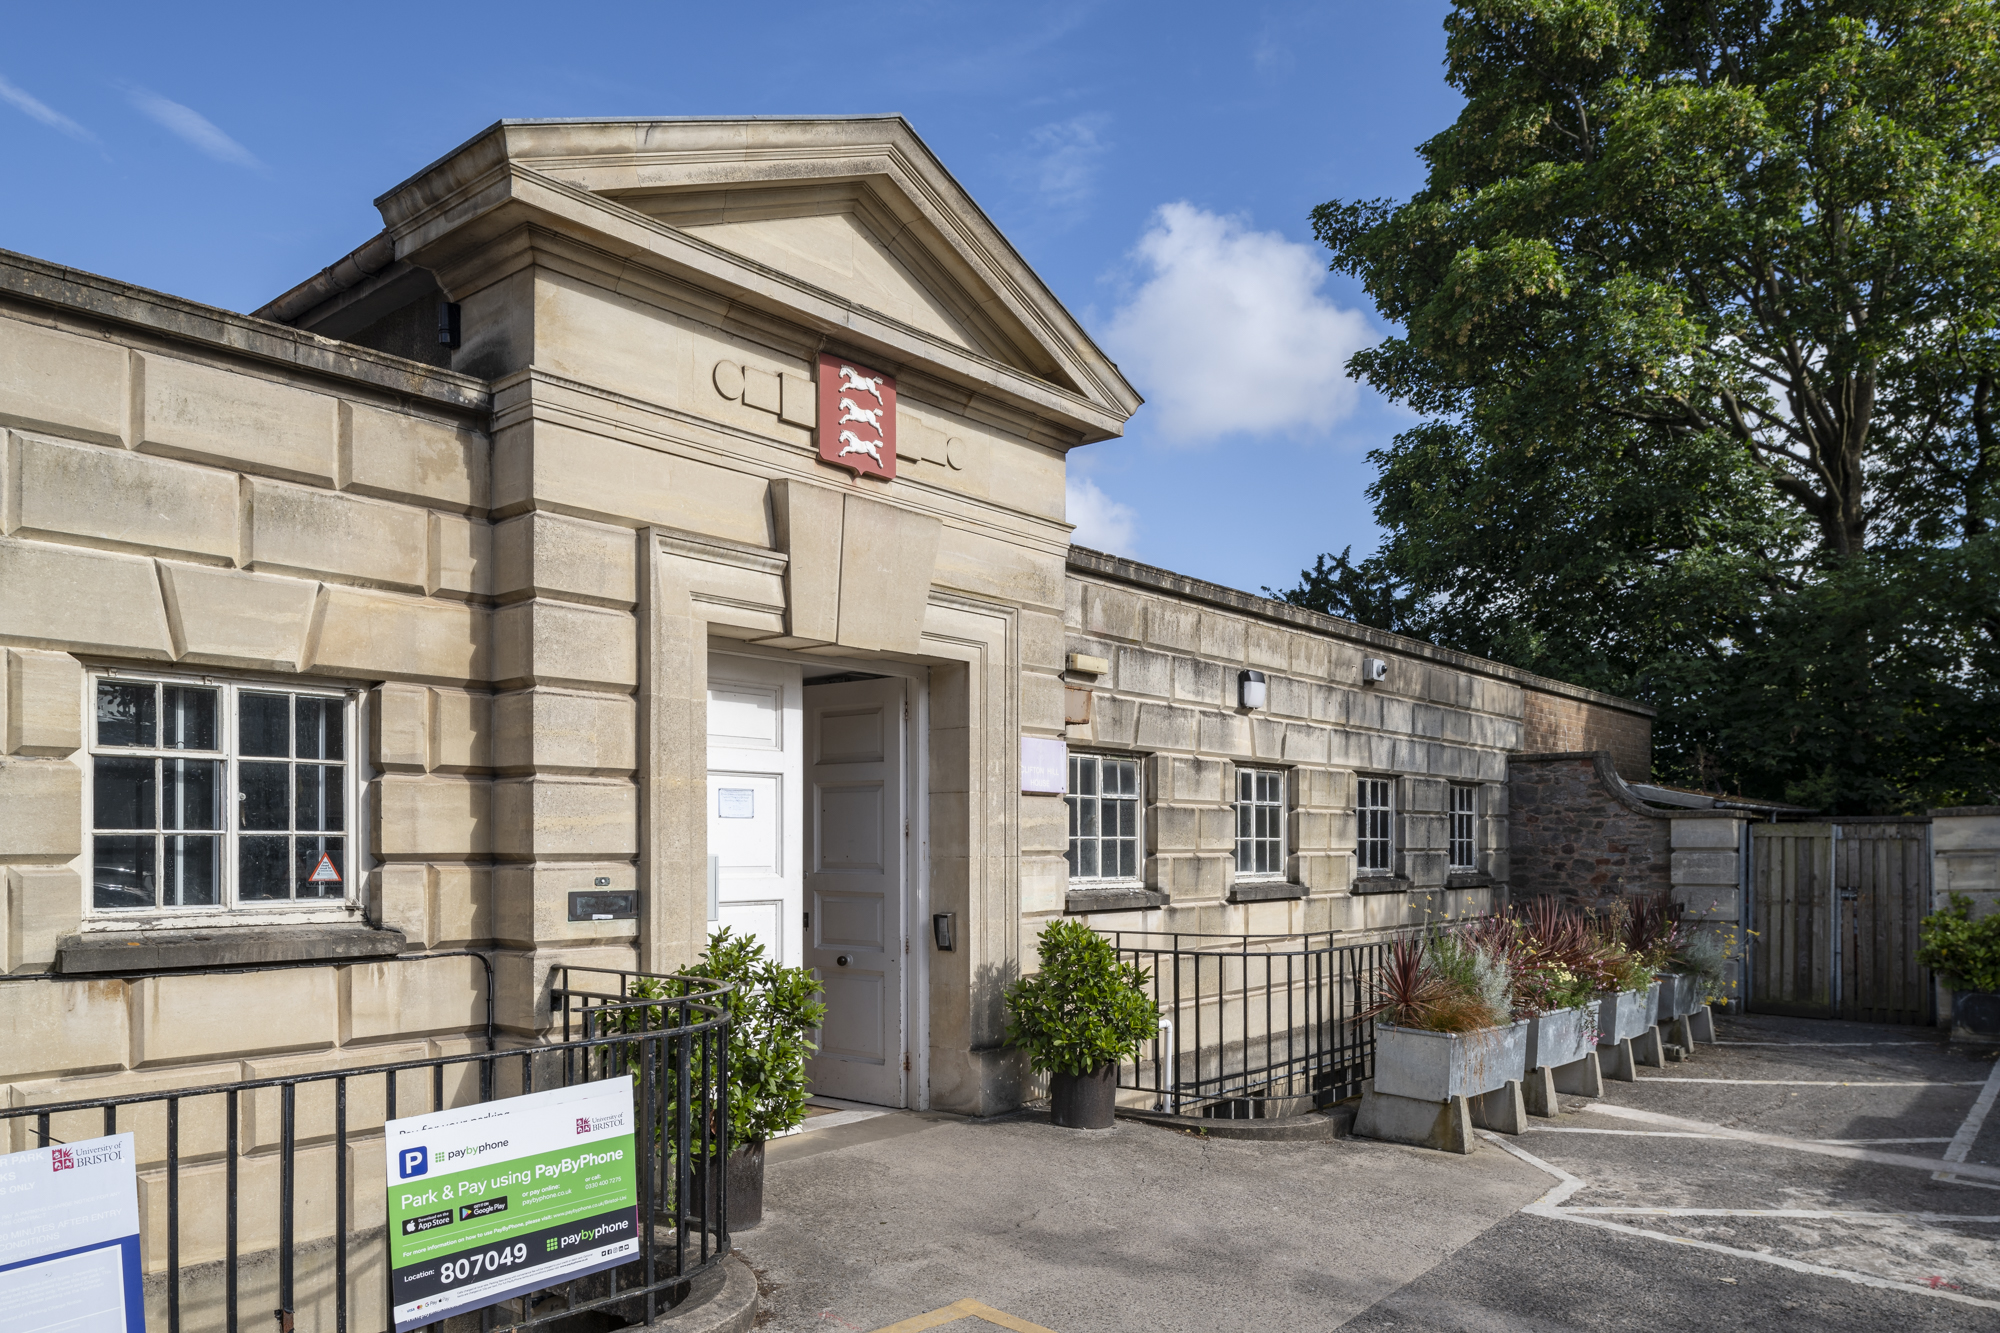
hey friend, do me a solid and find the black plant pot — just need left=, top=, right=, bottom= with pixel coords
left=1956, top=991, right=2000, bottom=1041
left=1049, top=1064, right=1118, bottom=1129
left=686, top=1140, right=766, bottom=1231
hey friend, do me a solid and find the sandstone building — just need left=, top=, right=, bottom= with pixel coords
left=0, top=118, right=1654, bottom=1140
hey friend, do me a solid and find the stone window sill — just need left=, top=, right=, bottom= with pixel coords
left=1350, top=876, right=1413, bottom=896
left=1065, top=886, right=1170, bottom=915
left=1446, top=872, right=1495, bottom=889
left=1228, top=881, right=1305, bottom=903
left=56, top=924, right=410, bottom=975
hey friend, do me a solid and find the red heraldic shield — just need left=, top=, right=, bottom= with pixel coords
left=816, top=351, right=897, bottom=480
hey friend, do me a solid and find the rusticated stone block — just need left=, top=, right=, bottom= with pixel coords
left=0, top=759, right=81, bottom=858
left=140, top=353, right=338, bottom=485
left=493, top=863, right=640, bottom=948
left=489, top=777, right=637, bottom=859
left=0, top=539, right=172, bottom=658
left=374, top=775, right=491, bottom=858
left=343, top=400, right=488, bottom=512
left=6, top=648, right=81, bottom=756
left=371, top=683, right=430, bottom=772
left=344, top=954, right=484, bottom=1042
left=431, top=687, right=493, bottom=772
left=160, top=563, right=318, bottom=670
left=7, top=865, right=80, bottom=972
left=1083, top=584, right=1142, bottom=641
left=136, top=968, right=337, bottom=1063
left=8, top=433, right=237, bottom=562
left=310, top=587, right=484, bottom=684
left=0, top=975, right=131, bottom=1079
left=0, top=318, right=128, bottom=445
left=490, top=511, right=637, bottom=607
left=246, top=476, right=427, bottom=591
left=491, top=601, right=636, bottom=690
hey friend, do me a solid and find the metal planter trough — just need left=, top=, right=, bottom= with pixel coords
left=1654, top=972, right=1701, bottom=1022
left=1524, top=1006, right=1596, bottom=1072
left=1597, top=988, right=1653, bottom=1045
left=1374, top=1020, right=1530, bottom=1101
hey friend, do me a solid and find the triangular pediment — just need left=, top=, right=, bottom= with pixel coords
left=621, top=186, right=1008, bottom=363
left=371, top=117, right=1142, bottom=439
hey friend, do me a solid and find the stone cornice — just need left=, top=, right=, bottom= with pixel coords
left=1066, top=546, right=1657, bottom=718
left=0, top=248, right=490, bottom=418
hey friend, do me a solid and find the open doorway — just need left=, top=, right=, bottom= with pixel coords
left=706, top=651, right=920, bottom=1108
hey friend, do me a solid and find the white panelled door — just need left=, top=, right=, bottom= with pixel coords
left=803, top=675, right=907, bottom=1107
left=705, top=655, right=803, bottom=968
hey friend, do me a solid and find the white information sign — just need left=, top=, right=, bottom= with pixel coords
left=0, top=1132, right=144, bottom=1333
left=384, top=1078, right=639, bottom=1332
left=1020, top=736, right=1068, bottom=795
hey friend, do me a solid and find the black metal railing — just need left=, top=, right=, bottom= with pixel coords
left=3, top=968, right=730, bottom=1333
left=1108, top=931, right=1409, bottom=1118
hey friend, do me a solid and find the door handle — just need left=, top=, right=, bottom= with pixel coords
left=836, top=955, right=851, bottom=967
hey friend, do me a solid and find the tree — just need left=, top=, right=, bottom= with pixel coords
left=1288, top=0, right=2000, bottom=812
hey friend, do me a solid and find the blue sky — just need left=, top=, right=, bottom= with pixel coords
left=0, top=0, right=1462, bottom=596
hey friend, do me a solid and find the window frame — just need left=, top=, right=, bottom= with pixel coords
left=1065, top=751, right=1145, bottom=887
left=82, top=667, right=364, bottom=927
left=1355, top=775, right=1395, bottom=876
left=1233, top=765, right=1288, bottom=883
left=1448, top=784, right=1478, bottom=871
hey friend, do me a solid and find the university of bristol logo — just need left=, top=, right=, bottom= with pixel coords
left=816, top=351, right=897, bottom=480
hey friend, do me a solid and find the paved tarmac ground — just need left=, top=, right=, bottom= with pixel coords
left=739, top=1013, right=2000, bottom=1332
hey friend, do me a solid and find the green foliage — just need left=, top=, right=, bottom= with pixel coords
left=1289, top=1, right=2000, bottom=814
left=1365, top=934, right=1512, bottom=1031
left=1003, top=920, right=1159, bottom=1076
left=1430, top=929, right=1515, bottom=1019
left=629, top=928, right=826, bottom=1151
left=1918, top=893, right=2000, bottom=992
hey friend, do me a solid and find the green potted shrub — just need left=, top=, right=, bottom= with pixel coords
left=1918, top=894, right=2000, bottom=1041
left=1004, top=920, right=1158, bottom=1129
left=626, top=927, right=824, bottom=1228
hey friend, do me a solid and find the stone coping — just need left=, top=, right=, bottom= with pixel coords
left=1065, top=886, right=1169, bottom=914
left=1066, top=547, right=1655, bottom=717
left=55, top=924, right=410, bottom=975
left=1227, top=881, right=1306, bottom=904
left=0, top=248, right=491, bottom=415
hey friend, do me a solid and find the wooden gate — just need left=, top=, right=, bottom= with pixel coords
left=1749, top=823, right=1833, bottom=1016
left=1834, top=819, right=1932, bottom=1024
left=1748, top=820, right=1932, bottom=1022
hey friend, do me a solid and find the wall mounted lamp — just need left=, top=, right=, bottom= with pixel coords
left=1239, top=670, right=1267, bottom=710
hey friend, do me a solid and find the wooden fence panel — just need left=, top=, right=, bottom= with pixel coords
left=1750, top=824, right=1833, bottom=1016
left=1837, top=820, right=1932, bottom=1025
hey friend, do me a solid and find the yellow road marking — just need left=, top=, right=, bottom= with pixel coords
left=867, top=1297, right=1058, bottom=1333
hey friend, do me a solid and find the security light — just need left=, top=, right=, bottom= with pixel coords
left=1239, top=670, right=1267, bottom=710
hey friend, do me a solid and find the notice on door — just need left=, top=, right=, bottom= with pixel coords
left=384, top=1078, right=640, bottom=1332
left=0, top=1132, right=143, bottom=1333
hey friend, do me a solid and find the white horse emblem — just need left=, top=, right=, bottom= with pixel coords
left=837, top=430, right=883, bottom=466
left=838, top=397, right=884, bottom=431
left=837, top=365, right=885, bottom=403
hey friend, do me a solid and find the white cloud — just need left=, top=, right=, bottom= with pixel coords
left=127, top=88, right=261, bottom=167
left=1102, top=203, right=1376, bottom=443
left=0, top=75, right=94, bottom=141
left=1018, top=114, right=1110, bottom=212
left=1066, top=476, right=1137, bottom=555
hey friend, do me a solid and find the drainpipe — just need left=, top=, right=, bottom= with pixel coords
left=253, top=231, right=398, bottom=326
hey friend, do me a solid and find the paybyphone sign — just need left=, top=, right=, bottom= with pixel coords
left=383, top=1079, right=638, bottom=1331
